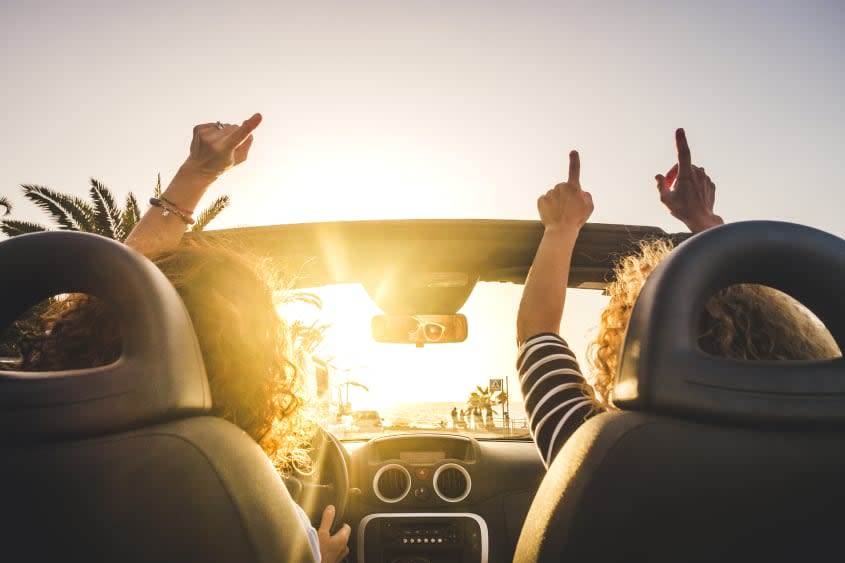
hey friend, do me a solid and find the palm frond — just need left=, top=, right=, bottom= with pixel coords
left=191, top=195, right=230, bottom=232
left=345, top=381, right=370, bottom=392
left=119, top=192, right=141, bottom=241
left=89, top=178, right=122, bottom=239
left=0, top=195, right=11, bottom=216
left=280, top=290, right=323, bottom=308
left=290, top=318, right=330, bottom=356
left=0, top=219, right=48, bottom=237
left=21, top=184, right=95, bottom=231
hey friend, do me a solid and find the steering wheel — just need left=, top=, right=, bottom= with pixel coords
left=283, top=426, right=350, bottom=534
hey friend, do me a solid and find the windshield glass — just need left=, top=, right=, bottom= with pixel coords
left=286, top=282, right=609, bottom=441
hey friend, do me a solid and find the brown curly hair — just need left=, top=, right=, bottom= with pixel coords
left=586, top=238, right=841, bottom=409
left=19, top=235, right=315, bottom=471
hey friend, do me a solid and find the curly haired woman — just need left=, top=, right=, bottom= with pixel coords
left=20, top=113, right=350, bottom=563
left=516, top=128, right=840, bottom=468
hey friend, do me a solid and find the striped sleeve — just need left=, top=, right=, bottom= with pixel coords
left=517, top=333, right=599, bottom=468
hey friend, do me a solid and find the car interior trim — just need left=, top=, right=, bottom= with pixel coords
left=372, top=463, right=412, bottom=503
left=432, top=462, right=472, bottom=502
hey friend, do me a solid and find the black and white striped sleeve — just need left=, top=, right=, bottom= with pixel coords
left=516, top=333, right=598, bottom=468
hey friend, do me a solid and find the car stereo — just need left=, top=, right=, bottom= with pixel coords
left=357, top=513, right=488, bottom=563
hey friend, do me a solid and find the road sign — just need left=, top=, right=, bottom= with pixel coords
left=489, top=378, right=503, bottom=392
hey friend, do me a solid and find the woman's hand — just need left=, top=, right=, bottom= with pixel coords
left=125, top=112, right=262, bottom=256
left=516, top=150, right=594, bottom=345
left=180, top=113, right=263, bottom=181
left=537, top=150, right=594, bottom=234
left=317, top=505, right=351, bottom=563
left=655, top=128, right=724, bottom=233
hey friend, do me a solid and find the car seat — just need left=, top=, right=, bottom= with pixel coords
left=0, top=232, right=316, bottom=562
left=514, top=220, right=845, bottom=563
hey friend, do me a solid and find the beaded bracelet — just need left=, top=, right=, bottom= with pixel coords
left=149, top=197, right=195, bottom=225
left=159, top=194, right=194, bottom=216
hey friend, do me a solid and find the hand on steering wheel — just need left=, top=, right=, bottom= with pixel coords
left=282, top=426, right=350, bottom=533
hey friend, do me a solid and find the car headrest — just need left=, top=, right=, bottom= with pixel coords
left=0, top=231, right=211, bottom=443
left=613, top=220, right=845, bottom=425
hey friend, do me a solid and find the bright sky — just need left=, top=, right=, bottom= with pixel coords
left=2, top=1, right=843, bottom=410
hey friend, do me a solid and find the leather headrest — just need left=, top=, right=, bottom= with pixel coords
left=613, top=220, right=845, bottom=425
left=0, top=231, right=211, bottom=443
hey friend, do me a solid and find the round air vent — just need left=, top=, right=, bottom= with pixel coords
left=433, top=463, right=471, bottom=503
left=373, top=464, right=411, bottom=503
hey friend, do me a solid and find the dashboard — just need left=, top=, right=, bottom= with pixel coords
left=345, top=434, right=545, bottom=563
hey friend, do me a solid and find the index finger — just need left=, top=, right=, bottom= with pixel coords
left=675, top=128, right=692, bottom=176
left=225, top=112, right=263, bottom=149
left=568, top=150, right=580, bottom=185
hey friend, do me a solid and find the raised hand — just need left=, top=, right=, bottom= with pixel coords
left=517, top=150, right=593, bottom=344
left=125, top=112, right=263, bottom=255
left=655, top=128, right=723, bottom=233
left=183, top=113, right=263, bottom=180
left=537, top=150, right=594, bottom=233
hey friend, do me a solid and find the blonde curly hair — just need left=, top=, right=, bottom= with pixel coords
left=20, top=235, right=316, bottom=471
left=586, top=238, right=840, bottom=409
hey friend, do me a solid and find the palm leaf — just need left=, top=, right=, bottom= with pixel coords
left=21, top=184, right=95, bottom=231
left=0, top=196, right=10, bottom=216
left=0, top=219, right=48, bottom=237
left=291, top=320, right=330, bottom=356
left=89, top=178, right=122, bottom=239
left=281, top=290, right=323, bottom=308
left=345, top=380, right=370, bottom=392
left=191, top=195, right=230, bottom=232
left=119, top=192, right=141, bottom=241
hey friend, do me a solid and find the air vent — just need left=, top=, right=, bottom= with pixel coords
left=433, top=463, right=471, bottom=503
left=373, top=464, right=411, bottom=503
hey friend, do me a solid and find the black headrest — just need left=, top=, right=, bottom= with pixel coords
left=0, top=232, right=211, bottom=443
left=613, top=220, right=845, bottom=424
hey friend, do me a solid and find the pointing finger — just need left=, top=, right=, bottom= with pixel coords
left=226, top=112, right=263, bottom=150
left=568, top=150, right=580, bottom=185
left=675, top=128, right=692, bottom=177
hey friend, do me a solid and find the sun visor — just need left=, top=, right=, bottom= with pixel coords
left=364, top=270, right=478, bottom=314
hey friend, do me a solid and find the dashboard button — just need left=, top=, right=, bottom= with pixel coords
left=413, top=486, right=431, bottom=501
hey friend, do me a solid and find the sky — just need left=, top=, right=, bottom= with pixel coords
left=2, top=0, right=843, bottom=411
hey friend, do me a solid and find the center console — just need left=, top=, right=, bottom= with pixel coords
left=356, top=513, right=488, bottom=563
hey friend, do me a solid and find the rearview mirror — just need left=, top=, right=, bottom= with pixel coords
left=371, top=314, right=468, bottom=345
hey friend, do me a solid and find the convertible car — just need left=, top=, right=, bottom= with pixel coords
left=1, top=218, right=843, bottom=562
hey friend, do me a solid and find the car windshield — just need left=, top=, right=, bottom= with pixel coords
left=284, top=281, right=609, bottom=441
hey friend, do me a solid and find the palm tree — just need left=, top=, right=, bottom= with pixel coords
left=0, top=196, right=10, bottom=216
left=466, top=385, right=509, bottom=430
left=465, top=386, right=492, bottom=429
left=0, top=175, right=229, bottom=240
